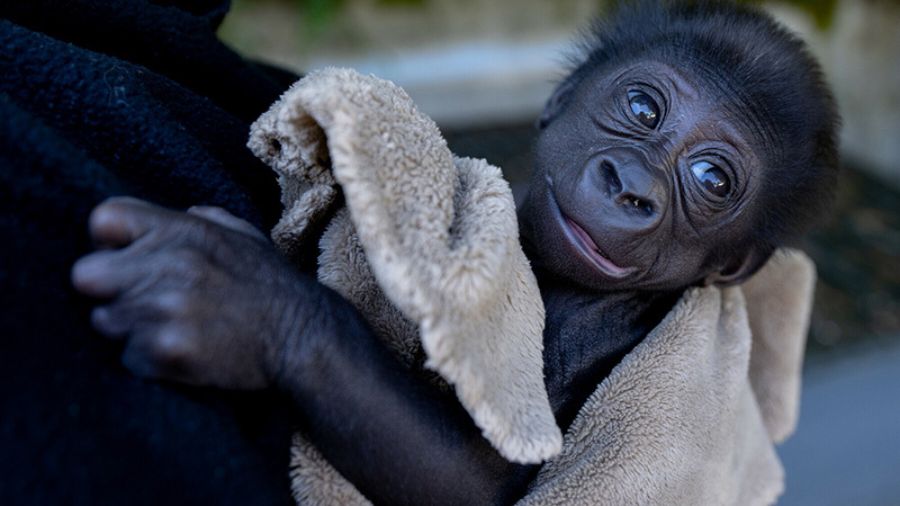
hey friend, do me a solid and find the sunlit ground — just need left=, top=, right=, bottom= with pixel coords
left=780, top=340, right=900, bottom=505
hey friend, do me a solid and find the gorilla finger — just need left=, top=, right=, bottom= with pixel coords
left=91, top=304, right=139, bottom=338
left=92, top=289, right=198, bottom=337
left=187, top=205, right=268, bottom=241
left=88, top=196, right=180, bottom=248
left=121, top=323, right=200, bottom=384
left=72, top=250, right=147, bottom=298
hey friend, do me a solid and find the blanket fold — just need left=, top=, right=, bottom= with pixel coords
left=248, top=68, right=562, bottom=469
left=248, top=68, right=813, bottom=506
left=523, top=250, right=813, bottom=505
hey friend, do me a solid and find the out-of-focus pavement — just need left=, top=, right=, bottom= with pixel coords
left=779, top=340, right=900, bottom=505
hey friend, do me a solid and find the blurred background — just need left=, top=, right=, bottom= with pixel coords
left=218, top=1, right=898, bottom=504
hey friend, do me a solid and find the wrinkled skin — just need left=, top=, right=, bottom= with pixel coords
left=521, top=60, right=771, bottom=293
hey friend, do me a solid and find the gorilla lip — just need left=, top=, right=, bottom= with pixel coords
left=562, top=216, right=636, bottom=279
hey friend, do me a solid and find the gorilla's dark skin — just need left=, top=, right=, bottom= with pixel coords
left=72, top=2, right=839, bottom=505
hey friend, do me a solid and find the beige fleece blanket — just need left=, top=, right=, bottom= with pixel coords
left=248, top=68, right=813, bottom=506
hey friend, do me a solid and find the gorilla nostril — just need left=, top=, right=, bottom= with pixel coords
left=618, top=193, right=655, bottom=217
left=600, top=160, right=622, bottom=195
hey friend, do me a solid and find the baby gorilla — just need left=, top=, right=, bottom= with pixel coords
left=72, top=1, right=838, bottom=505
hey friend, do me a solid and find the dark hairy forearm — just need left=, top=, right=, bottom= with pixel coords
left=273, top=281, right=538, bottom=506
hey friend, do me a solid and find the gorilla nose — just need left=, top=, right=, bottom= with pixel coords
left=597, top=157, right=665, bottom=222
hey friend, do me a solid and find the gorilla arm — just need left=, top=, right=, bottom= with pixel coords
left=71, top=197, right=536, bottom=506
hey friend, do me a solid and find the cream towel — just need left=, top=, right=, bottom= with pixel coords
left=248, top=68, right=812, bottom=506
left=523, top=250, right=813, bottom=506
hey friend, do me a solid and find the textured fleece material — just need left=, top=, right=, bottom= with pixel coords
left=249, top=68, right=562, bottom=468
left=248, top=68, right=812, bottom=506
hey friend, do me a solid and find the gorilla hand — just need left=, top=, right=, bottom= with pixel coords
left=71, top=197, right=309, bottom=390
left=72, top=198, right=537, bottom=505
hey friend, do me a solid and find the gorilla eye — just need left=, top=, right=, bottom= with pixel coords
left=627, top=91, right=660, bottom=129
left=690, top=161, right=731, bottom=198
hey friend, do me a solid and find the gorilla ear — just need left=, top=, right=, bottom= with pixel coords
left=705, top=245, right=776, bottom=287
left=537, top=77, right=579, bottom=129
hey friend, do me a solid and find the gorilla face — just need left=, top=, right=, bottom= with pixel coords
left=522, top=59, right=771, bottom=292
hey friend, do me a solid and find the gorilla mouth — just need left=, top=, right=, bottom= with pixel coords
left=544, top=179, right=637, bottom=280
left=561, top=216, right=637, bottom=279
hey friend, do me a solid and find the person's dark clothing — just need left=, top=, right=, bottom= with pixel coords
left=0, top=1, right=299, bottom=504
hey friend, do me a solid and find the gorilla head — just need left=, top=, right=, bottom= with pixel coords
left=521, top=0, right=839, bottom=292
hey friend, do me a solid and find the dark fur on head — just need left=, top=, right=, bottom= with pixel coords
left=549, top=0, right=840, bottom=267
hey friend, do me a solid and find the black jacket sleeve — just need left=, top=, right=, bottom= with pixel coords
left=0, top=2, right=301, bottom=504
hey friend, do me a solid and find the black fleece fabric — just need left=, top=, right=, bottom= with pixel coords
left=0, top=1, right=299, bottom=504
